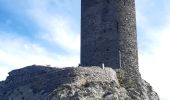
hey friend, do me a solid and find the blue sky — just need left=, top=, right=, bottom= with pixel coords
left=0, top=0, right=170, bottom=99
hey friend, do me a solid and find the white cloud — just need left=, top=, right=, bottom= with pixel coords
left=1, top=0, right=170, bottom=99
left=0, top=66, right=11, bottom=81
left=139, top=28, right=170, bottom=99
left=0, top=0, right=80, bottom=81
left=136, top=0, right=170, bottom=99
left=26, top=0, right=80, bottom=53
left=0, top=32, right=79, bottom=80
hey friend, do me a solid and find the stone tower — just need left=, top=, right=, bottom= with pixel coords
left=81, top=0, right=138, bottom=70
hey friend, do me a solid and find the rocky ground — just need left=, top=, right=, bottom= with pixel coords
left=0, top=65, right=159, bottom=100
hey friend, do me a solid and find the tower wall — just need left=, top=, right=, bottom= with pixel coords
left=81, top=0, right=138, bottom=70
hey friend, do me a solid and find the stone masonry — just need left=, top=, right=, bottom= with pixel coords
left=81, top=0, right=145, bottom=98
left=81, top=0, right=138, bottom=70
left=0, top=0, right=160, bottom=99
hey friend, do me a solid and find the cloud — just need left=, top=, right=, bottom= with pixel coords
left=30, top=11, right=80, bottom=53
left=0, top=0, right=170, bottom=99
left=0, top=31, right=79, bottom=80
left=26, top=0, right=80, bottom=53
left=0, top=0, right=80, bottom=81
left=139, top=27, right=170, bottom=99
left=0, top=66, right=11, bottom=81
left=136, top=0, right=170, bottom=99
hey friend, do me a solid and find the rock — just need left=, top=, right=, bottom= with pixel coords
left=0, top=65, right=159, bottom=100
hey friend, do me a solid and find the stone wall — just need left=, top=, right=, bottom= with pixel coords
left=81, top=0, right=138, bottom=71
left=81, top=0, right=143, bottom=97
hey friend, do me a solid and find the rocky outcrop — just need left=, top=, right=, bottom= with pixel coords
left=0, top=65, right=159, bottom=100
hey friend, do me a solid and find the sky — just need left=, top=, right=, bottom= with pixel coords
left=0, top=0, right=169, bottom=99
